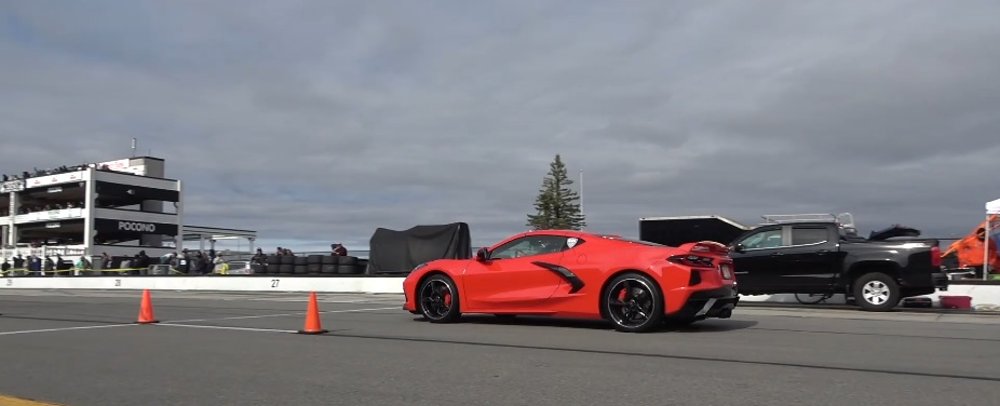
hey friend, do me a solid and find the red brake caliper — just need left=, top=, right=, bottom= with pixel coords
left=443, top=291, right=452, bottom=307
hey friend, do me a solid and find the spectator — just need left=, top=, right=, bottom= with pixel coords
left=56, top=254, right=71, bottom=273
left=331, top=243, right=348, bottom=256
left=202, top=253, right=214, bottom=274
left=213, top=256, right=229, bottom=274
left=97, top=252, right=110, bottom=273
left=190, top=252, right=203, bottom=275
left=252, top=248, right=265, bottom=264
left=177, top=250, right=191, bottom=274
left=43, top=256, right=54, bottom=276
left=29, top=256, right=41, bottom=275
left=74, top=256, right=91, bottom=275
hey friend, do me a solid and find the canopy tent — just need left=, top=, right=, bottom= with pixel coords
left=988, top=198, right=1000, bottom=215
left=985, top=198, right=1000, bottom=279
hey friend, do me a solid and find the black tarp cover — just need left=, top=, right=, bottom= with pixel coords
left=868, top=224, right=921, bottom=240
left=367, top=222, right=472, bottom=274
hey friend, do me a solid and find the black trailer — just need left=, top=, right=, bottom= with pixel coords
left=638, top=215, right=751, bottom=247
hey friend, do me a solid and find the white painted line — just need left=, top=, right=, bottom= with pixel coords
left=243, top=298, right=401, bottom=303
left=321, top=306, right=401, bottom=314
left=0, top=324, right=134, bottom=336
left=0, top=306, right=400, bottom=336
left=156, top=324, right=297, bottom=334
left=167, top=306, right=401, bottom=323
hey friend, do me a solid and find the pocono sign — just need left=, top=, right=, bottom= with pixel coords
left=118, top=221, right=157, bottom=233
left=94, top=218, right=177, bottom=236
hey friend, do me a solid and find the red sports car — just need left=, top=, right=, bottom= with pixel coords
left=402, top=230, right=739, bottom=332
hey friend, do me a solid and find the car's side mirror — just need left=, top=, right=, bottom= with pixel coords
left=732, top=244, right=745, bottom=253
left=475, top=247, right=490, bottom=261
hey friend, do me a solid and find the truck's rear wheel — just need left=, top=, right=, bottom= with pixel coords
left=852, top=272, right=900, bottom=311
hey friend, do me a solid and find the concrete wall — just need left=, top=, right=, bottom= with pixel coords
left=2, top=277, right=999, bottom=309
left=0, top=276, right=403, bottom=294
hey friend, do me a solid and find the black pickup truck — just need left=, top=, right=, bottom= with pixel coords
left=728, top=220, right=949, bottom=311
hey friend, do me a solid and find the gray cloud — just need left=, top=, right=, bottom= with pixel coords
left=2, top=1, right=999, bottom=252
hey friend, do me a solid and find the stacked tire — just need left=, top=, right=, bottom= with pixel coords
left=278, top=255, right=294, bottom=274
left=321, top=255, right=337, bottom=274
left=260, top=254, right=367, bottom=276
left=336, top=256, right=364, bottom=275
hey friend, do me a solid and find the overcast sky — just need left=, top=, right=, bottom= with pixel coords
left=2, top=1, right=999, bottom=252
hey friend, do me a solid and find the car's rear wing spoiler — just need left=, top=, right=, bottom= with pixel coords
left=677, top=241, right=730, bottom=255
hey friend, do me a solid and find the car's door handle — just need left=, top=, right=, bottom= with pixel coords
left=770, top=252, right=784, bottom=257
left=816, top=249, right=830, bottom=255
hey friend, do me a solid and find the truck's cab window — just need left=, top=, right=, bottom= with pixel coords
left=792, top=227, right=828, bottom=245
left=740, top=229, right=784, bottom=249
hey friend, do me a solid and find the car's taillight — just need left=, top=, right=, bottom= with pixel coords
left=668, top=254, right=715, bottom=268
left=931, top=246, right=942, bottom=268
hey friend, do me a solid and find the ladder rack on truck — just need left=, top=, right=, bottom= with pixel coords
left=759, top=212, right=855, bottom=228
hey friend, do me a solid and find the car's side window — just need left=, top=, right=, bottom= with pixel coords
left=491, top=236, right=569, bottom=259
left=740, top=229, right=784, bottom=250
left=792, top=227, right=828, bottom=246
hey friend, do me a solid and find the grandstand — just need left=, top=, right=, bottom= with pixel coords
left=1, top=156, right=256, bottom=271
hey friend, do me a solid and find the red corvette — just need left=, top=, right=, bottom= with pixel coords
left=402, top=230, right=739, bottom=332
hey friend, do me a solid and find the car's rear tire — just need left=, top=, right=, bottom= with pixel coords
left=418, top=274, right=461, bottom=323
left=853, top=272, right=900, bottom=311
left=602, top=273, right=664, bottom=332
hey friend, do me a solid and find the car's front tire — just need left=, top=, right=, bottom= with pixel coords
left=853, top=272, right=900, bottom=311
left=418, top=274, right=461, bottom=323
left=603, top=273, right=664, bottom=332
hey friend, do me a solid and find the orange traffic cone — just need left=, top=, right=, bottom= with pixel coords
left=297, top=292, right=328, bottom=335
left=136, top=289, right=159, bottom=324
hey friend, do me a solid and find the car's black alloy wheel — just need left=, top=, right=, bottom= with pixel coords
left=419, top=275, right=460, bottom=323
left=604, top=273, right=663, bottom=332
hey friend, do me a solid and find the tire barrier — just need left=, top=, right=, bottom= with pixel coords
left=1, top=255, right=372, bottom=277
left=250, top=255, right=367, bottom=276
left=0, top=267, right=176, bottom=276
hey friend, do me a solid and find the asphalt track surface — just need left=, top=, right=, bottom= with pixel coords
left=1, top=290, right=998, bottom=406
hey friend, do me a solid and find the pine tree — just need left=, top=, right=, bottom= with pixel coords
left=526, top=154, right=586, bottom=230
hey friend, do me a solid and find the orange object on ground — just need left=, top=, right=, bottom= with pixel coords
left=136, top=289, right=159, bottom=324
left=941, top=215, right=1000, bottom=271
left=297, top=292, right=328, bottom=335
